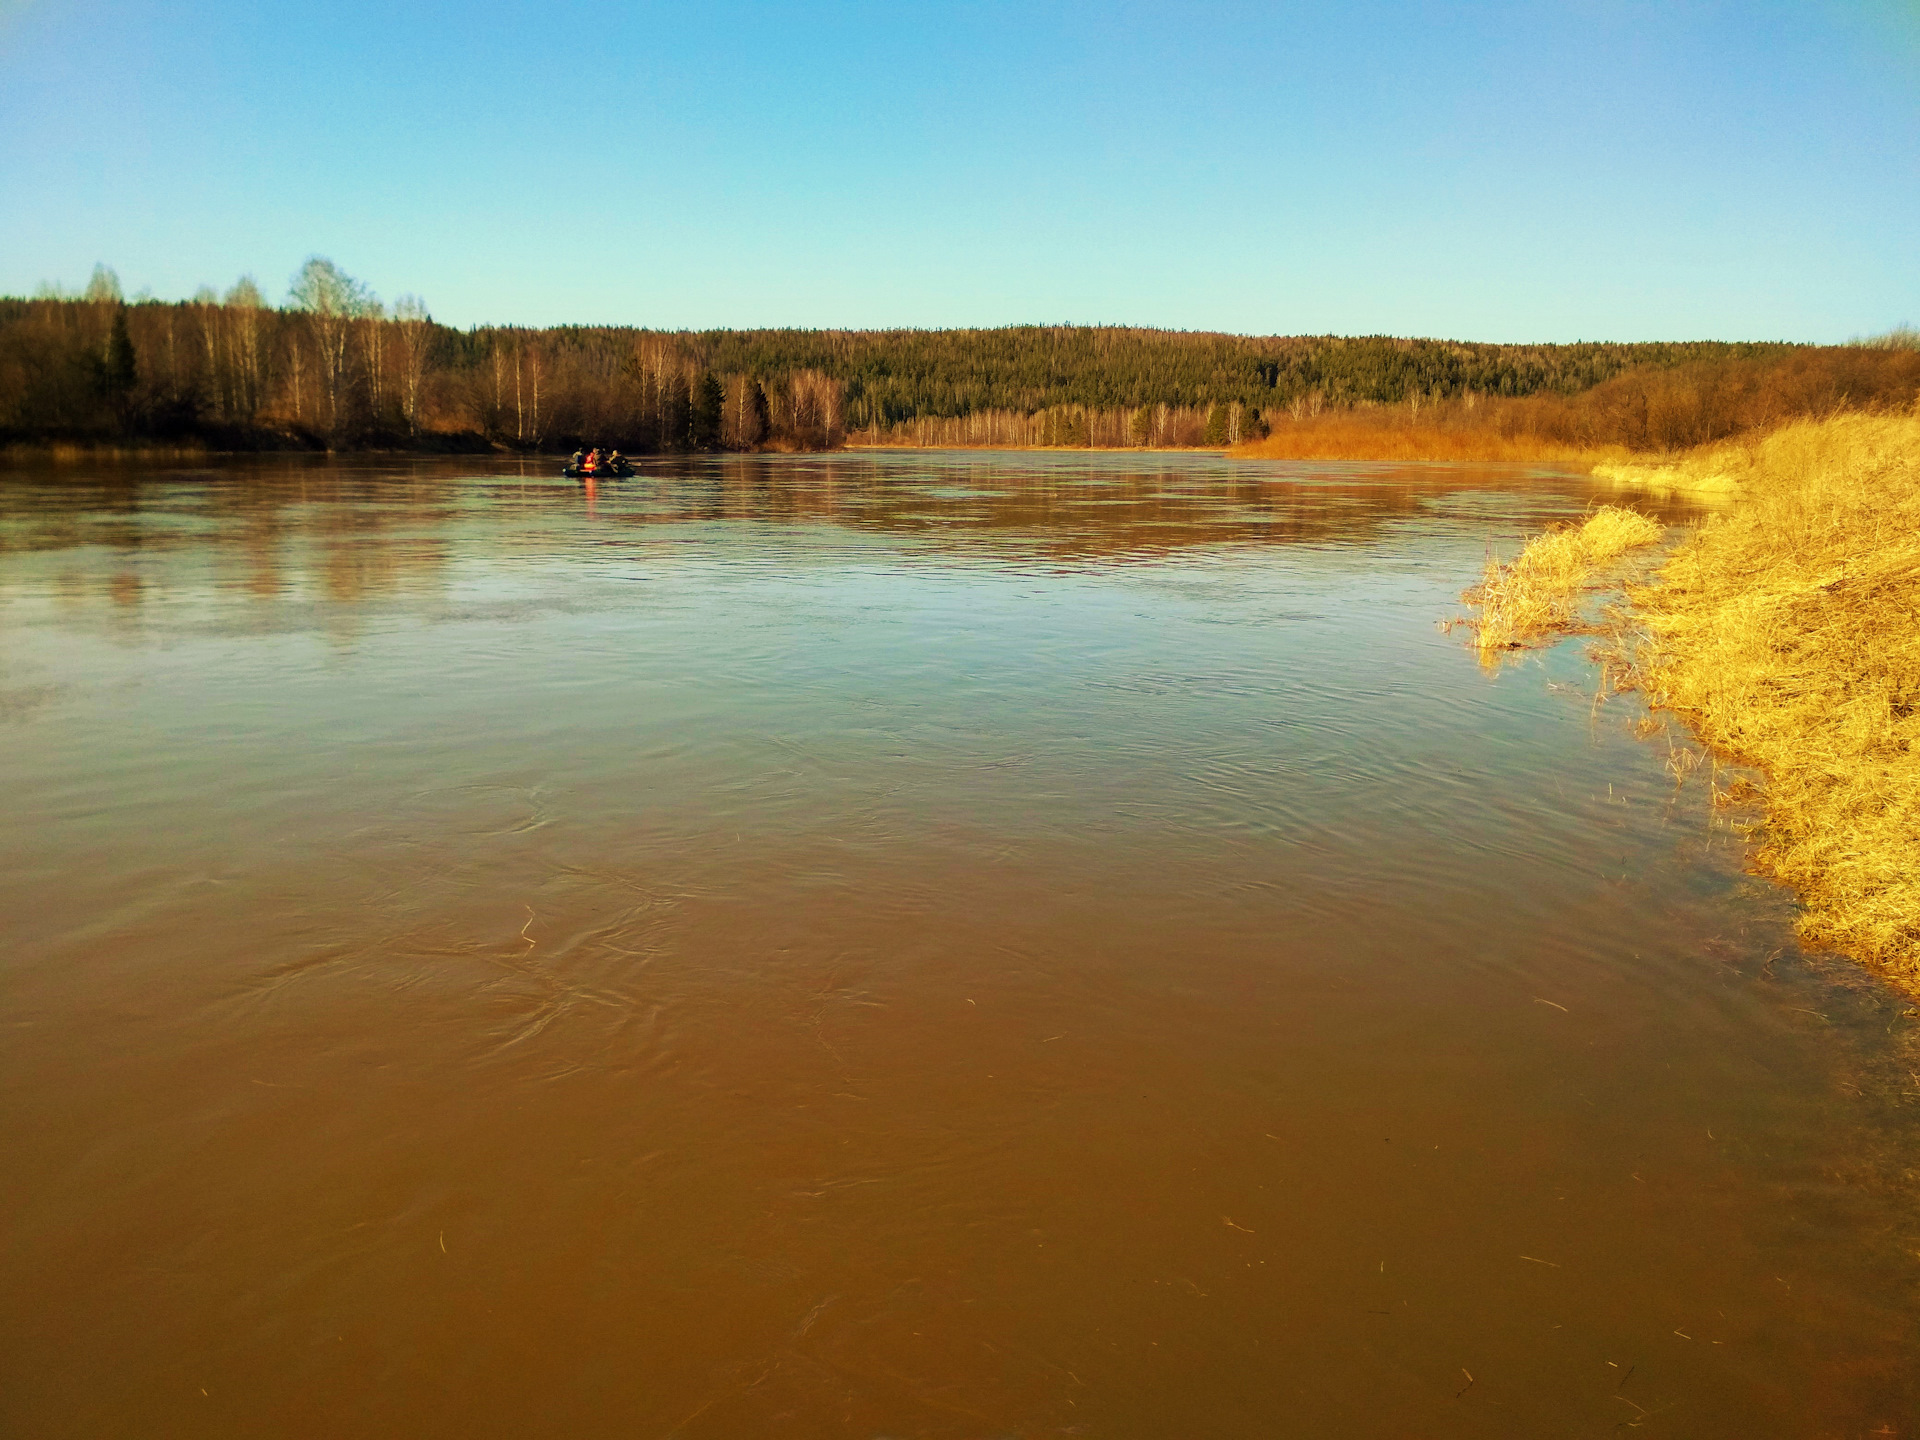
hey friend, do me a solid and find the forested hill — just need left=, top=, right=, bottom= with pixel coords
left=594, top=327, right=1791, bottom=427
left=1, top=266, right=1812, bottom=452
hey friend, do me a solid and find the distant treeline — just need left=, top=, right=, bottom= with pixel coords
left=1233, top=345, right=1920, bottom=462
left=861, top=402, right=1265, bottom=449
left=0, top=263, right=846, bottom=454
left=4, top=260, right=1914, bottom=456
left=696, top=327, right=1800, bottom=423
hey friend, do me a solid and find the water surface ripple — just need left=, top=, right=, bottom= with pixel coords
left=2, top=451, right=1916, bottom=1438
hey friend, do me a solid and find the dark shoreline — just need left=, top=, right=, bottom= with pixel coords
left=1, top=427, right=504, bottom=461
left=0, top=431, right=862, bottom=463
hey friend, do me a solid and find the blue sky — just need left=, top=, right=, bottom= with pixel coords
left=2, top=0, right=1915, bottom=339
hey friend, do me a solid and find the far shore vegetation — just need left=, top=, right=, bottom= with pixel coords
left=1230, top=339, right=1920, bottom=465
left=6, top=259, right=1916, bottom=462
left=1457, top=409, right=1920, bottom=997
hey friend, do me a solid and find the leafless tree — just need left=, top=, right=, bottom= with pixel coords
left=488, top=337, right=508, bottom=436
left=288, top=256, right=374, bottom=435
left=393, top=295, right=430, bottom=434
left=224, top=277, right=265, bottom=420
left=84, top=264, right=123, bottom=306
left=287, top=334, right=306, bottom=424
left=527, top=340, right=545, bottom=443
left=190, top=287, right=224, bottom=419
left=359, top=298, right=389, bottom=425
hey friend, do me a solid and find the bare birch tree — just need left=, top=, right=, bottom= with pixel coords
left=84, top=264, right=123, bottom=306
left=489, top=338, right=507, bottom=436
left=393, top=295, right=430, bottom=435
left=193, top=286, right=224, bottom=419
left=224, top=276, right=265, bottom=420
left=288, top=256, right=373, bottom=435
left=287, top=335, right=305, bottom=424
left=359, top=298, right=389, bottom=425
left=527, top=340, right=545, bottom=444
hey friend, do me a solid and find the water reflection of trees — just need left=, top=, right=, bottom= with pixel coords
left=0, top=461, right=462, bottom=616
left=592, top=452, right=1709, bottom=560
left=0, top=454, right=1712, bottom=622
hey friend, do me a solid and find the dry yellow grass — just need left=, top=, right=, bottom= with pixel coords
left=1594, top=439, right=1754, bottom=498
left=1622, top=411, right=1920, bottom=992
left=1455, top=506, right=1665, bottom=657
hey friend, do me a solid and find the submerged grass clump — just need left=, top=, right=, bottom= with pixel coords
left=1457, top=506, right=1665, bottom=656
left=1623, top=411, right=1920, bottom=991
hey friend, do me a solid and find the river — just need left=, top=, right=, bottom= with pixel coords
left=2, top=451, right=1915, bottom=1437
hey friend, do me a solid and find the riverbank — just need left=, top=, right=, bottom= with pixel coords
left=0, top=432, right=849, bottom=463
left=1617, top=411, right=1920, bottom=994
left=0, top=429, right=502, bottom=462
left=1233, top=421, right=1625, bottom=466
left=843, top=442, right=1222, bottom=455
left=1450, top=507, right=1663, bottom=656
left=1452, top=410, right=1920, bottom=993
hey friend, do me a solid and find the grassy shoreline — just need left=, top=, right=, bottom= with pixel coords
left=1450, top=507, right=1664, bottom=657
left=1620, top=411, right=1920, bottom=994
left=1466, top=410, right=1920, bottom=995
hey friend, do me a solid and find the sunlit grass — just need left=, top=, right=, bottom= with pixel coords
left=1455, top=506, right=1664, bottom=656
left=1621, top=411, right=1920, bottom=990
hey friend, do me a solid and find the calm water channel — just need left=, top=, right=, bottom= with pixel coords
left=3, top=452, right=1917, bottom=1438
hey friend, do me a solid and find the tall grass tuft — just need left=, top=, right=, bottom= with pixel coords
left=1457, top=506, right=1664, bottom=656
left=1622, top=411, right=1920, bottom=990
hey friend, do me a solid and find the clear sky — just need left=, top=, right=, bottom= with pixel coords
left=2, top=0, right=1916, bottom=340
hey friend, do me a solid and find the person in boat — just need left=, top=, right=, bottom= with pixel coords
left=569, top=448, right=585, bottom=470
left=606, top=449, right=625, bottom=471
left=583, top=447, right=601, bottom=474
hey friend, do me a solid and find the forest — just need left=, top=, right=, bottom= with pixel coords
left=3, top=261, right=1915, bottom=457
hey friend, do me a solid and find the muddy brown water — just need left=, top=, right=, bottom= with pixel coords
left=3, top=452, right=1916, bottom=1438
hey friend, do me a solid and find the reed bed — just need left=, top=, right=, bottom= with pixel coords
left=1621, top=411, right=1920, bottom=991
left=1456, top=506, right=1665, bottom=656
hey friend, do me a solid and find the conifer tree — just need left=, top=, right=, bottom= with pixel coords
left=103, top=305, right=138, bottom=429
left=692, top=370, right=723, bottom=448
left=661, top=374, right=692, bottom=449
left=748, top=378, right=771, bottom=445
left=1203, top=401, right=1229, bottom=446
